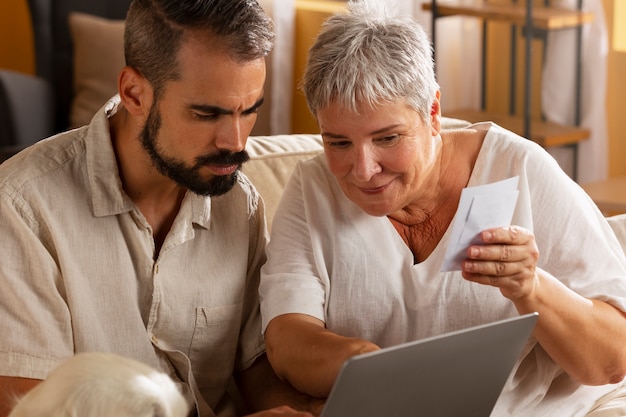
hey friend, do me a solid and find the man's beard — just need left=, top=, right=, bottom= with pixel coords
left=140, top=103, right=250, bottom=196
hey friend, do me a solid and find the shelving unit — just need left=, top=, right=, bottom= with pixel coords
left=442, top=109, right=590, bottom=148
left=422, top=0, right=594, bottom=179
left=423, top=2, right=593, bottom=30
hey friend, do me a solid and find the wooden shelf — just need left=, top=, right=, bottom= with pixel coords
left=422, top=2, right=594, bottom=30
left=443, top=109, right=589, bottom=148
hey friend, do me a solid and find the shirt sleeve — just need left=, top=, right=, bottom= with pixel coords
left=0, top=187, right=73, bottom=379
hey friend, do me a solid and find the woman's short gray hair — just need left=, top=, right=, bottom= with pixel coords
left=302, top=0, right=439, bottom=121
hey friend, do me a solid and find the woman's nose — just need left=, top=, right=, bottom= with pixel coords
left=352, top=147, right=382, bottom=181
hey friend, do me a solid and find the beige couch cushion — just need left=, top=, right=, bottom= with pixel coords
left=244, top=134, right=323, bottom=229
left=68, top=12, right=125, bottom=128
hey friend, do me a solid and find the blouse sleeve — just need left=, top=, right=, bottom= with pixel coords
left=486, top=127, right=626, bottom=312
left=259, top=156, right=331, bottom=333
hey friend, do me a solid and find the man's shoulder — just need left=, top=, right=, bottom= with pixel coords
left=0, top=128, right=88, bottom=192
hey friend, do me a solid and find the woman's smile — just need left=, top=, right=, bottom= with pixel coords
left=356, top=182, right=388, bottom=195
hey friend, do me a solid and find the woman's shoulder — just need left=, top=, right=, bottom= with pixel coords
left=469, top=122, right=553, bottom=165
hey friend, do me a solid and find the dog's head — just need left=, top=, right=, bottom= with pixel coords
left=9, top=352, right=190, bottom=417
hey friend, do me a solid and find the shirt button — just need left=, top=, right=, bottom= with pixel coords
left=151, top=334, right=158, bottom=344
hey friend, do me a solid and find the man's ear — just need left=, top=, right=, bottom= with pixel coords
left=118, top=66, right=153, bottom=117
left=430, top=90, right=442, bottom=136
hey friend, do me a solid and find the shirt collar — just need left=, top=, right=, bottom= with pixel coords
left=86, top=96, right=135, bottom=217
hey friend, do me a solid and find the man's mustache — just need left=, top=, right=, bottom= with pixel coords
left=193, top=150, right=250, bottom=169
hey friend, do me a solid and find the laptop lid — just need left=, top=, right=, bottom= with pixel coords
left=321, top=313, right=538, bottom=417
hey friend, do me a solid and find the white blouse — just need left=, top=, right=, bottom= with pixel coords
left=260, top=122, right=626, bottom=416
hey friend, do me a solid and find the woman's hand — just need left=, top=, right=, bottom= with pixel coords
left=462, top=225, right=626, bottom=385
left=461, top=225, right=539, bottom=301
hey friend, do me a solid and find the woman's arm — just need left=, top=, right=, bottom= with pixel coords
left=265, top=313, right=380, bottom=398
left=519, top=271, right=626, bottom=385
left=463, top=226, right=626, bottom=385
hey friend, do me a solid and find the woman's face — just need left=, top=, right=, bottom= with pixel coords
left=317, top=98, right=441, bottom=217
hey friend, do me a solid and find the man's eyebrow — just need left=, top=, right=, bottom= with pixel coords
left=245, top=97, right=265, bottom=114
left=188, top=97, right=265, bottom=115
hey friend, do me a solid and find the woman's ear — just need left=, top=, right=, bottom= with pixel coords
left=118, top=66, right=153, bottom=117
left=430, top=90, right=442, bottom=136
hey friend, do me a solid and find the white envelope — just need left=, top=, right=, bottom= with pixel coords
left=441, top=176, right=519, bottom=271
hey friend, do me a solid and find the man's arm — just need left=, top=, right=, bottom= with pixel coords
left=0, top=376, right=40, bottom=417
left=235, top=353, right=324, bottom=416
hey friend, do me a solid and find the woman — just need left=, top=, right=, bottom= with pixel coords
left=259, top=1, right=626, bottom=415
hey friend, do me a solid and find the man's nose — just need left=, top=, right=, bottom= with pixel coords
left=215, top=118, right=246, bottom=153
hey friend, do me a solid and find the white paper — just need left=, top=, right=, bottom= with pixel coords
left=441, top=176, right=520, bottom=271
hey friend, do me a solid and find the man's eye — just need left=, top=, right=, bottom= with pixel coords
left=194, top=112, right=218, bottom=121
left=243, top=107, right=260, bottom=116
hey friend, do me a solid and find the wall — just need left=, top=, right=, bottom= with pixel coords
left=291, top=0, right=346, bottom=133
left=603, top=0, right=626, bottom=177
left=0, top=0, right=34, bottom=74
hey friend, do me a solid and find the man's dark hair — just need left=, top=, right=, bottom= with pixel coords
left=124, top=0, right=275, bottom=98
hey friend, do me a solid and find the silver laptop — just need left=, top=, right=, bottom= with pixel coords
left=321, top=313, right=538, bottom=417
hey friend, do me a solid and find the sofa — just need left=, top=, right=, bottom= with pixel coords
left=243, top=133, right=323, bottom=230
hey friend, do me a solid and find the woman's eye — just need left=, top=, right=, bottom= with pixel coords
left=377, top=135, right=400, bottom=145
left=326, top=140, right=351, bottom=149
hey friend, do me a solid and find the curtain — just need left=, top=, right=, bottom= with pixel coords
left=268, top=0, right=296, bottom=134
left=542, top=0, right=609, bottom=183
left=383, top=0, right=482, bottom=112
left=258, top=0, right=295, bottom=135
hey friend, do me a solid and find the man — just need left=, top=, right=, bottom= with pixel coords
left=0, top=1, right=315, bottom=416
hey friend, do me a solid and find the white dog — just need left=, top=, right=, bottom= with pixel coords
left=8, top=352, right=190, bottom=417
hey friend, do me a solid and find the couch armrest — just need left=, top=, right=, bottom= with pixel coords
left=0, top=69, right=55, bottom=161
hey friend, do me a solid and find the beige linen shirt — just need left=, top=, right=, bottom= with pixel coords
left=0, top=98, right=267, bottom=417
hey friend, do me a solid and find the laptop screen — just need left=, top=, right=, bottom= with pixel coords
left=321, top=313, right=538, bottom=417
